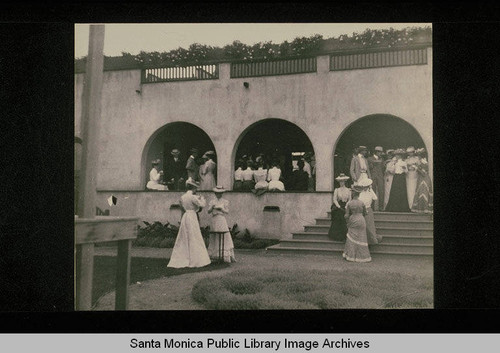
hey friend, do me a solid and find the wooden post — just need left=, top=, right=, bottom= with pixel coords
left=115, top=239, right=132, bottom=310
left=75, top=24, right=105, bottom=310
left=77, top=24, right=105, bottom=219
left=75, top=244, right=94, bottom=310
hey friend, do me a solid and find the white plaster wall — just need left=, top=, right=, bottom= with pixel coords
left=96, top=191, right=333, bottom=238
left=75, top=48, right=432, bottom=191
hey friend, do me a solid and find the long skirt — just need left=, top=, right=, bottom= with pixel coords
left=372, top=174, right=384, bottom=211
left=406, top=170, right=419, bottom=208
left=241, top=180, right=255, bottom=191
left=343, top=213, right=372, bottom=262
left=385, top=174, right=411, bottom=212
left=200, top=171, right=216, bottom=191
left=411, top=173, right=433, bottom=213
left=167, top=210, right=211, bottom=268
left=233, top=180, right=243, bottom=191
left=328, top=202, right=347, bottom=241
left=207, top=214, right=236, bottom=262
left=365, top=207, right=381, bottom=244
left=383, top=173, right=394, bottom=210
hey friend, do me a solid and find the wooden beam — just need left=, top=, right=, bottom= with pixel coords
left=75, top=243, right=94, bottom=310
left=75, top=217, right=138, bottom=244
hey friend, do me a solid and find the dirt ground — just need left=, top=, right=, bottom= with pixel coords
left=92, top=247, right=433, bottom=310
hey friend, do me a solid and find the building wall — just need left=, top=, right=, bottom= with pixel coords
left=96, top=191, right=333, bottom=239
left=75, top=48, right=432, bottom=191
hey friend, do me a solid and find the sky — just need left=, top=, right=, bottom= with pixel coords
left=75, top=23, right=430, bottom=58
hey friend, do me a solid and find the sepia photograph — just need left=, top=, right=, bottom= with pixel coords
left=74, top=23, right=433, bottom=311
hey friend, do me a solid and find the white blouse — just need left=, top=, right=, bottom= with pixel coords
left=242, top=168, right=254, bottom=181
left=359, top=189, right=378, bottom=208
left=333, top=186, right=351, bottom=208
left=234, top=168, right=243, bottom=181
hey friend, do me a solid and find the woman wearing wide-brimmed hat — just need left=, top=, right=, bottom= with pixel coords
left=199, top=151, right=217, bottom=191
left=146, top=159, right=168, bottom=190
left=358, top=178, right=381, bottom=244
left=385, top=148, right=411, bottom=212
left=342, top=184, right=371, bottom=263
left=167, top=178, right=211, bottom=268
left=411, top=148, right=433, bottom=213
left=207, top=186, right=236, bottom=263
left=328, top=173, right=351, bottom=241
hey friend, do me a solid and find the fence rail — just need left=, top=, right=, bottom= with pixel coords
left=330, top=48, right=428, bottom=71
left=141, top=64, right=219, bottom=83
left=231, top=57, right=317, bottom=78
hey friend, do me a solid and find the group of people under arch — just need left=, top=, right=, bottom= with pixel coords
left=146, top=147, right=217, bottom=191
left=328, top=145, right=433, bottom=263
left=233, top=152, right=315, bottom=195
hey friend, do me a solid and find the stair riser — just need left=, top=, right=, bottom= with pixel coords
left=266, top=247, right=433, bottom=258
left=293, top=233, right=433, bottom=245
left=305, top=225, right=433, bottom=235
left=280, top=241, right=433, bottom=254
left=315, top=219, right=433, bottom=229
left=327, top=212, right=432, bottom=222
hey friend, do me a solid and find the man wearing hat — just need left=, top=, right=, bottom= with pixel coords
left=146, top=159, right=168, bottom=190
left=367, top=146, right=385, bottom=210
left=186, top=147, right=200, bottom=182
left=165, top=148, right=186, bottom=191
left=350, top=145, right=371, bottom=185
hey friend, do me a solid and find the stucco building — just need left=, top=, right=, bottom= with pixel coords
left=75, top=41, right=432, bottom=239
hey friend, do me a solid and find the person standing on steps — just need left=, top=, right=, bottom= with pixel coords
left=328, top=173, right=351, bottom=242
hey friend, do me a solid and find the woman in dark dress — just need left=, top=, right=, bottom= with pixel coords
left=385, top=149, right=411, bottom=212
left=328, top=174, right=351, bottom=241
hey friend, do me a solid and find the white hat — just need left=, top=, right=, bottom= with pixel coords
left=151, top=159, right=161, bottom=165
left=374, top=146, right=384, bottom=152
left=212, top=185, right=226, bottom=193
left=358, top=178, right=373, bottom=187
left=406, top=146, right=416, bottom=153
left=335, top=173, right=350, bottom=181
left=171, top=149, right=180, bottom=155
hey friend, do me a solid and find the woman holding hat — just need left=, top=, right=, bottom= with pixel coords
left=146, top=159, right=168, bottom=190
left=328, top=173, right=351, bottom=241
left=405, top=146, right=420, bottom=209
left=385, top=149, right=411, bottom=212
left=167, top=178, right=211, bottom=268
left=199, top=151, right=217, bottom=191
left=343, top=184, right=372, bottom=263
left=207, top=186, right=236, bottom=263
left=411, top=148, right=433, bottom=213
left=358, top=178, right=381, bottom=244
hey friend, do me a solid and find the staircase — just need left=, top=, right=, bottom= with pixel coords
left=266, top=211, right=433, bottom=258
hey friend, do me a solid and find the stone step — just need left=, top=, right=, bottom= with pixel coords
left=279, top=239, right=433, bottom=254
left=304, top=225, right=433, bottom=236
left=327, top=211, right=433, bottom=222
left=266, top=244, right=433, bottom=258
left=292, top=232, right=433, bottom=245
left=315, top=218, right=433, bottom=229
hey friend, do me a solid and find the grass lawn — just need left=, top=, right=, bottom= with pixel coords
left=92, top=256, right=229, bottom=308
left=192, top=267, right=433, bottom=309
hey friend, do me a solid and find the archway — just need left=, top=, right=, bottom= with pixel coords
left=233, top=118, right=315, bottom=191
left=141, top=122, right=217, bottom=189
left=333, top=114, right=427, bottom=188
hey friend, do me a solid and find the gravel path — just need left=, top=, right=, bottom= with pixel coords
left=93, top=247, right=433, bottom=311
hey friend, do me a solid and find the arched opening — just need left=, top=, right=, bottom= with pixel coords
left=142, top=122, right=217, bottom=190
left=233, top=118, right=315, bottom=191
left=333, top=114, right=427, bottom=188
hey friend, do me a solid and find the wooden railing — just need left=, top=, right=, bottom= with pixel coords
left=141, top=64, right=219, bottom=83
left=330, top=47, right=428, bottom=71
left=231, top=57, right=317, bottom=78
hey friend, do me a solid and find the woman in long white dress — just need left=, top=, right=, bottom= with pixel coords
left=405, top=146, right=420, bottom=209
left=167, top=178, right=211, bottom=268
left=207, top=186, right=236, bottom=263
left=268, top=161, right=285, bottom=191
left=383, top=150, right=395, bottom=210
left=199, top=151, right=217, bottom=191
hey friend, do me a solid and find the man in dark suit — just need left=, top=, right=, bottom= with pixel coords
left=165, top=149, right=186, bottom=190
